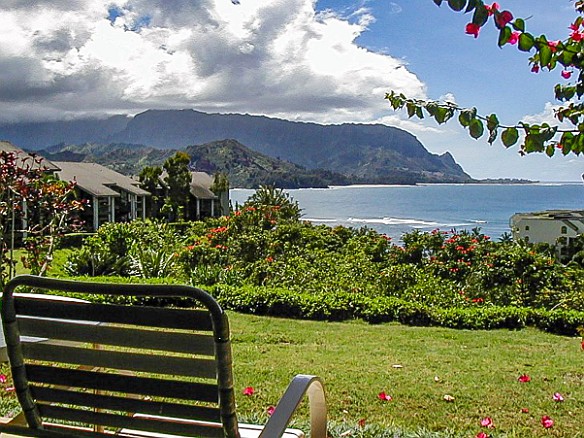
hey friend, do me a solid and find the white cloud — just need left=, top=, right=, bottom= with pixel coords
left=0, top=0, right=426, bottom=123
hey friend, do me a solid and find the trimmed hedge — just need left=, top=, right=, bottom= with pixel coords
left=211, top=284, right=584, bottom=336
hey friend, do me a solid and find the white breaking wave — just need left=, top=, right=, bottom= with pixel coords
left=304, top=216, right=473, bottom=229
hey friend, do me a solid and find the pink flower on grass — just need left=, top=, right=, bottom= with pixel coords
left=358, top=418, right=366, bottom=428
left=266, top=406, right=275, bottom=416
left=541, top=415, right=554, bottom=429
left=553, top=392, right=564, bottom=402
left=377, top=391, right=393, bottom=401
left=242, top=386, right=255, bottom=396
left=518, top=374, right=531, bottom=383
left=521, top=408, right=529, bottom=413
left=476, top=432, right=489, bottom=438
left=0, top=374, right=6, bottom=384
left=480, top=417, right=494, bottom=429
left=466, top=23, right=481, bottom=38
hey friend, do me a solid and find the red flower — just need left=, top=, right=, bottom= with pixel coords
left=548, top=40, right=560, bottom=53
left=521, top=408, right=529, bottom=413
left=466, top=23, right=481, bottom=38
left=518, top=374, right=531, bottom=383
left=5, top=386, right=14, bottom=392
left=581, top=338, right=584, bottom=350
left=508, top=31, right=520, bottom=45
left=476, top=432, right=489, bottom=438
left=480, top=417, right=494, bottom=429
left=541, top=415, right=554, bottom=429
left=485, top=2, right=499, bottom=15
left=266, top=406, right=275, bottom=416
left=377, top=391, right=393, bottom=401
left=571, top=29, right=584, bottom=42
left=552, top=392, right=564, bottom=402
left=561, top=70, right=572, bottom=79
left=495, top=10, right=513, bottom=28
left=358, top=418, right=366, bottom=428
left=0, top=374, right=6, bottom=384
left=242, top=386, right=255, bottom=396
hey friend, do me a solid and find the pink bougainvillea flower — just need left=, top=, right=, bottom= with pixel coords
left=0, top=374, right=6, bottom=384
left=242, top=386, right=255, bottom=396
left=562, top=70, right=573, bottom=79
left=518, top=374, right=531, bottom=383
left=4, top=386, right=14, bottom=392
left=571, top=29, right=584, bottom=42
left=476, top=432, right=489, bottom=438
left=480, top=417, right=494, bottom=429
left=508, top=31, right=520, bottom=45
left=266, top=406, right=275, bottom=416
left=548, top=40, right=560, bottom=53
left=465, top=23, right=481, bottom=38
left=377, top=391, right=393, bottom=401
left=495, top=10, right=513, bottom=28
left=552, top=392, right=564, bottom=402
left=541, top=415, right=554, bottom=428
left=485, top=2, right=499, bottom=15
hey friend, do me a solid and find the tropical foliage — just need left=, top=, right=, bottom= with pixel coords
left=388, top=1, right=584, bottom=157
left=64, top=186, right=584, bottom=334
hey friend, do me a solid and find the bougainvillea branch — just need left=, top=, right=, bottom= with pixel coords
left=386, top=0, right=584, bottom=157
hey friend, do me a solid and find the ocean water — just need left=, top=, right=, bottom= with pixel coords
left=230, top=183, right=584, bottom=241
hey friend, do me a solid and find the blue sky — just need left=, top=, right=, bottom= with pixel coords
left=0, top=0, right=581, bottom=181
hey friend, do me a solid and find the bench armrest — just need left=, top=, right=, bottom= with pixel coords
left=259, top=374, right=327, bottom=438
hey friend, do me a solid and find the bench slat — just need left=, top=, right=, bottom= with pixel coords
left=27, top=365, right=219, bottom=403
left=23, top=344, right=217, bottom=378
left=18, top=318, right=215, bottom=355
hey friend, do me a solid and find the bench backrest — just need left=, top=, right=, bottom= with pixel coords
left=2, top=275, right=240, bottom=438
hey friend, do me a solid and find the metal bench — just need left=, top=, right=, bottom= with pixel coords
left=1, top=275, right=327, bottom=438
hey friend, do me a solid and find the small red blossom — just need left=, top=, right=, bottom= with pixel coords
left=508, top=31, right=520, bottom=45
left=541, top=415, right=554, bottom=429
left=466, top=23, right=481, bottom=38
left=548, top=40, right=560, bottom=52
left=581, top=338, right=584, bottom=350
left=242, top=386, right=255, bottom=396
left=265, top=256, right=274, bottom=263
left=480, top=417, right=494, bottom=429
left=571, top=29, right=584, bottom=42
left=485, top=2, right=499, bottom=15
left=0, top=374, right=6, bottom=384
left=552, top=392, right=564, bottom=402
left=5, top=386, right=14, bottom=392
left=561, top=69, right=572, bottom=79
left=518, top=374, right=531, bottom=383
left=476, top=432, right=489, bottom=438
left=377, top=391, right=393, bottom=401
left=358, top=418, right=366, bottom=428
left=521, top=408, right=529, bottom=413
left=266, top=406, right=275, bottom=416
left=495, top=10, right=513, bottom=28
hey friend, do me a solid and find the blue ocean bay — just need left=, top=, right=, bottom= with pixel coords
left=231, top=183, right=584, bottom=241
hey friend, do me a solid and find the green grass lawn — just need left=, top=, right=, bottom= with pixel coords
left=228, top=312, right=583, bottom=437
left=0, top=276, right=580, bottom=436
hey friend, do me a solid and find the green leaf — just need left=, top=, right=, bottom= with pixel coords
left=448, top=0, right=466, bottom=11
left=498, top=26, right=511, bottom=47
left=501, top=127, right=519, bottom=147
left=545, top=144, right=555, bottom=157
left=524, top=134, right=544, bottom=153
left=472, top=4, right=488, bottom=26
left=518, top=33, right=534, bottom=52
left=465, top=0, right=478, bottom=13
left=406, top=102, right=417, bottom=118
left=512, top=18, right=525, bottom=32
left=487, top=114, right=499, bottom=132
left=469, top=119, right=484, bottom=139
left=458, top=108, right=477, bottom=127
left=539, top=43, right=552, bottom=67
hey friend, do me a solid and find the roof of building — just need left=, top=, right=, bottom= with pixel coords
left=0, top=141, right=60, bottom=171
left=53, top=161, right=150, bottom=197
left=159, top=170, right=217, bottom=200
left=512, top=210, right=584, bottom=221
left=190, top=172, right=216, bottom=200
